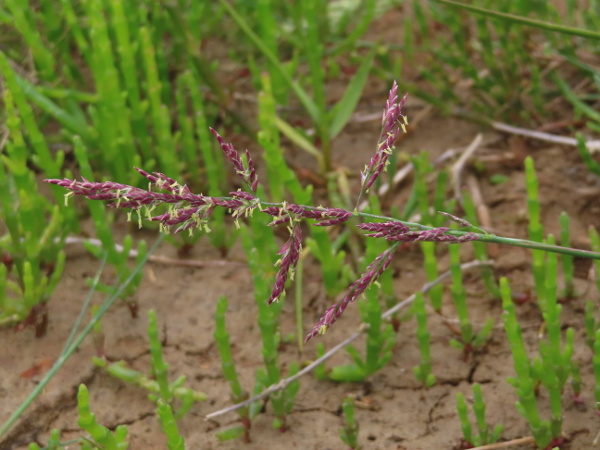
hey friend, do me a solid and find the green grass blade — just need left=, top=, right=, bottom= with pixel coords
left=328, top=45, right=377, bottom=139
left=432, top=0, right=600, bottom=40
left=219, top=0, right=320, bottom=121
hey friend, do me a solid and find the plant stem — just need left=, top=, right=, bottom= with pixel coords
left=260, top=202, right=600, bottom=261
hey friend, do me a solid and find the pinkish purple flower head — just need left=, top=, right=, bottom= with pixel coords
left=44, top=172, right=247, bottom=233
left=210, top=128, right=259, bottom=193
left=150, top=205, right=216, bottom=234
left=357, top=222, right=480, bottom=243
left=437, top=211, right=473, bottom=228
left=386, top=227, right=480, bottom=243
left=357, top=221, right=409, bottom=238
left=269, top=225, right=303, bottom=305
left=229, top=190, right=261, bottom=228
left=361, top=82, right=409, bottom=193
left=305, top=245, right=397, bottom=342
left=263, top=203, right=352, bottom=227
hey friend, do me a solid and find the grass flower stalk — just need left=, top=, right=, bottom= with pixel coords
left=45, top=83, right=600, bottom=345
left=559, top=212, right=575, bottom=298
left=357, top=82, right=408, bottom=205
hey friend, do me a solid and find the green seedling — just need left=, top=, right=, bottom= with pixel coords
left=28, top=429, right=62, bottom=450
left=462, top=191, right=499, bottom=298
left=157, top=400, right=185, bottom=450
left=525, top=156, right=546, bottom=309
left=411, top=153, right=446, bottom=312
left=77, top=384, right=129, bottom=450
left=501, top=276, right=569, bottom=449
left=585, top=300, right=600, bottom=349
left=0, top=88, right=68, bottom=334
left=4, top=0, right=54, bottom=80
left=501, top=277, right=551, bottom=448
left=413, top=291, right=436, bottom=388
left=241, top=214, right=301, bottom=432
left=570, top=361, right=584, bottom=407
left=214, top=296, right=253, bottom=442
left=339, top=396, right=360, bottom=449
left=93, top=310, right=206, bottom=420
left=421, top=241, right=444, bottom=313
left=456, top=383, right=503, bottom=447
left=93, top=357, right=207, bottom=413
left=448, top=240, right=494, bottom=358
left=77, top=384, right=129, bottom=449
left=29, top=386, right=132, bottom=450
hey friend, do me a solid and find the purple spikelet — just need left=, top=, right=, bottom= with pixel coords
left=312, top=208, right=353, bottom=227
left=386, top=227, right=480, bottom=243
left=269, top=225, right=302, bottom=305
left=263, top=204, right=353, bottom=227
left=305, top=245, right=397, bottom=342
left=210, top=128, right=259, bottom=192
left=357, top=222, right=480, bottom=243
left=361, top=82, right=408, bottom=192
left=357, top=221, right=409, bottom=238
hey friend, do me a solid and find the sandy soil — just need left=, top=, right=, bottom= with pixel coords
left=2, top=106, right=600, bottom=450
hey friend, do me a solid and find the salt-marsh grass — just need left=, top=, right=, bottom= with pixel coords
left=42, top=82, right=600, bottom=449
left=393, top=0, right=600, bottom=126
left=4, top=2, right=600, bottom=449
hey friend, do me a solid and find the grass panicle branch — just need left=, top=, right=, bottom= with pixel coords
left=358, top=81, right=408, bottom=204
left=45, top=83, right=600, bottom=344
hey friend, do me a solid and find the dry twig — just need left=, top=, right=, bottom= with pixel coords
left=205, top=259, right=493, bottom=421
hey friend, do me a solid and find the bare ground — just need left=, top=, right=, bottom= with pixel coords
left=2, top=106, right=600, bottom=450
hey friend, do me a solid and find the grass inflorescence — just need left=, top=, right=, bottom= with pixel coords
left=4, top=2, right=600, bottom=447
